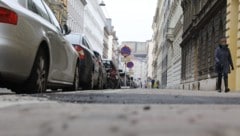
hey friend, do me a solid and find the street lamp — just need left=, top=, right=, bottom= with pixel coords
left=99, top=0, right=106, bottom=6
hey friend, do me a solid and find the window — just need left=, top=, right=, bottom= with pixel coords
left=31, top=0, right=50, bottom=21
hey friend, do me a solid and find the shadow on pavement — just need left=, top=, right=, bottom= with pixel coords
left=33, top=92, right=240, bottom=105
left=0, top=92, right=15, bottom=95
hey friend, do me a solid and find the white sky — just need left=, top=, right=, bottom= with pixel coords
left=103, top=0, right=157, bottom=43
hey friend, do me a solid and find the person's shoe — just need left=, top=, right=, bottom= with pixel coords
left=218, top=89, right=221, bottom=93
left=225, top=88, right=230, bottom=93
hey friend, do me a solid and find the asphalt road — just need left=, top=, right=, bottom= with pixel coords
left=1, top=88, right=240, bottom=136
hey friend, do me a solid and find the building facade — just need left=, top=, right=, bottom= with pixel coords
left=103, top=18, right=119, bottom=66
left=147, top=40, right=154, bottom=79
left=152, top=0, right=173, bottom=88
left=152, top=0, right=164, bottom=85
left=67, top=0, right=87, bottom=33
left=181, top=0, right=226, bottom=90
left=166, top=0, right=182, bottom=89
left=103, top=19, right=112, bottom=59
left=226, top=0, right=240, bottom=91
left=84, top=0, right=106, bottom=55
left=111, top=31, right=120, bottom=66
left=152, top=0, right=182, bottom=89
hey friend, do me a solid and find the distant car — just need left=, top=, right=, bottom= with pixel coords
left=0, top=0, right=79, bottom=93
left=102, top=59, right=121, bottom=89
left=65, top=33, right=100, bottom=90
left=93, top=51, right=107, bottom=89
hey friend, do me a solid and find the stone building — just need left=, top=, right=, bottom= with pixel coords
left=181, top=0, right=226, bottom=90
left=103, top=18, right=119, bottom=67
left=152, top=0, right=171, bottom=88
left=45, top=0, right=68, bottom=26
left=103, top=19, right=112, bottom=59
left=67, top=0, right=87, bottom=33
left=152, top=0, right=182, bottom=89
left=152, top=0, right=164, bottom=86
left=111, top=31, right=120, bottom=66
left=166, top=0, right=182, bottom=89
left=147, top=40, right=154, bottom=79
left=84, top=0, right=106, bottom=55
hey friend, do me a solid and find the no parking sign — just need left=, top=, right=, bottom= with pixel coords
left=126, top=61, right=134, bottom=68
left=121, top=45, right=131, bottom=57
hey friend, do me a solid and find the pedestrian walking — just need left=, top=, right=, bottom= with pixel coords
left=215, top=37, right=234, bottom=93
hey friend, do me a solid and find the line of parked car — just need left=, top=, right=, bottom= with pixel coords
left=0, top=0, right=121, bottom=94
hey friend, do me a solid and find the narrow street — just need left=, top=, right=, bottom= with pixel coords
left=1, top=88, right=240, bottom=136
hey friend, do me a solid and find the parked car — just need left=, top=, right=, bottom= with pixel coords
left=65, top=33, right=100, bottom=90
left=0, top=0, right=79, bottom=93
left=93, top=51, right=107, bottom=89
left=102, top=59, right=121, bottom=89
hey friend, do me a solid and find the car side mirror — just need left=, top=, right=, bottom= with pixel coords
left=63, top=24, right=71, bottom=35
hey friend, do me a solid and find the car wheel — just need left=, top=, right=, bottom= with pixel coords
left=63, top=64, right=79, bottom=91
left=83, top=72, right=94, bottom=90
left=108, top=79, right=115, bottom=89
left=97, top=74, right=103, bottom=89
left=23, top=48, right=48, bottom=94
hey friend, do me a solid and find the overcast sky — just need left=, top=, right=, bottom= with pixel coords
left=103, top=0, right=157, bottom=43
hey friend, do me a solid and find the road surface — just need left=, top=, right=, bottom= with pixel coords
left=1, top=88, right=240, bottom=136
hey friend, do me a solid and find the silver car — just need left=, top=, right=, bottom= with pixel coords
left=0, top=0, right=79, bottom=93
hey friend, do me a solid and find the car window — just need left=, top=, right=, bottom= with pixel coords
left=42, top=1, right=62, bottom=32
left=31, top=0, right=51, bottom=22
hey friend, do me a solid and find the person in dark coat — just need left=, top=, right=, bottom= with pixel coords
left=215, top=37, right=234, bottom=92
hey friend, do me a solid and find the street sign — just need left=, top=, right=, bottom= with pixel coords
left=127, top=61, right=134, bottom=68
left=121, top=45, right=131, bottom=57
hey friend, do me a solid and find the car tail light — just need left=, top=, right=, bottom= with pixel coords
left=0, top=7, right=18, bottom=25
left=73, top=44, right=85, bottom=60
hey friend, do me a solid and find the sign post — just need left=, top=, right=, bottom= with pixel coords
left=120, top=45, right=132, bottom=86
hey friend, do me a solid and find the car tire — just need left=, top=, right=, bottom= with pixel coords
left=22, top=48, right=48, bottom=94
left=63, top=64, right=79, bottom=91
left=107, top=79, right=115, bottom=89
left=97, top=73, right=103, bottom=89
left=83, top=72, right=94, bottom=90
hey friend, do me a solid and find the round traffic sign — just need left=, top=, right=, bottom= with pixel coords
left=121, top=45, right=131, bottom=57
left=127, top=61, right=134, bottom=68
